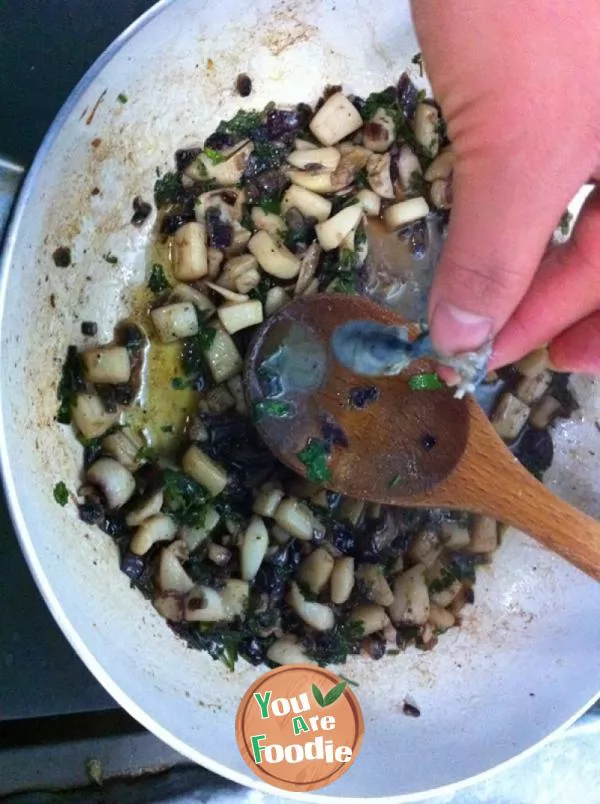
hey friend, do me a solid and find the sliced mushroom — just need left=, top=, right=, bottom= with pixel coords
left=286, top=168, right=335, bottom=194
left=309, top=92, right=363, bottom=146
left=287, top=582, right=335, bottom=631
left=125, top=488, right=165, bottom=527
left=265, top=286, right=290, bottom=316
left=251, top=207, right=286, bottom=237
left=150, top=302, right=199, bottom=343
left=197, top=384, right=235, bottom=415
left=206, top=281, right=249, bottom=304
left=240, top=515, right=269, bottom=581
left=287, top=146, right=341, bottom=171
left=356, top=189, right=381, bottom=217
left=281, top=185, right=332, bottom=223
left=130, top=513, right=177, bottom=556
left=414, top=102, right=440, bottom=157
left=156, top=540, right=194, bottom=595
left=330, top=145, right=371, bottom=191
left=194, top=141, right=255, bottom=186
left=468, top=516, right=498, bottom=554
left=267, top=635, right=316, bottom=665
left=182, top=445, right=228, bottom=497
left=203, top=323, right=243, bottom=383
left=274, top=498, right=322, bottom=540
left=184, top=585, right=226, bottom=622
left=298, top=547, right=335, bottom=595
left=367, top=152, right=395, bottom=199
left=351, top=603, right=390, bottom=636
left=430, top=178, right=452, bottom=210
left=207, top=248, right=224, bottom=279
left=388, top=564, right=430, bottom=626
left=196, top=188, right=246, bottom=222
left=248, top=230, right=300, bottom=279
left=424, top=148, right=455, bottom=182
left=383, top=197, right=429, bottom=231
left=86, top=457, right=135, bottom=510
left=253, top=485, right=285, bottom=518
left=218, top=253, right=258, bottom=290
left=515, top=371, right=552, bottom=406
left=102, top=428, right=146, bottom=473
left=172, top=222, right=208, bottom=281
left=72, top=393, right=120, bottom=440
left=394, top=145, right=422, bottom=199
left=492, top=393, right=530, bottom=441
left=295, top=242, right=321, bottom=295
left=82, top=346, right=131, bottom=385
left=330, top=557, right=355, bottom=604
left=357, top=565, right=394, bottom=606
left=315, top=204, right=363, bottom=251
left=168, top=283, right=215, bottom=317
left=362, top=108, right=396, bottom=152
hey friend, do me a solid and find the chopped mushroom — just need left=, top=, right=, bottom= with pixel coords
left=82, top=347, right=131, bottom=385
left=150, top=302, right=199, bottom=343
left=217, top=300, right=263, bottom=334
left=86, top=458, right=135, bottom=510
left=367, top=153, right=395, bottom=199
left=281, top=186, right=332, bottom=222
left=287, top=582, right=335, bottom=631
left=182, top=445, right=228, bottom=497
left=362, top=108, right=396, bottom=152
left=130, top=514, right=178, bottom=555
left=309, top=92, right=363, bottom=145
left=287, top=147, right=341, bottom=171
left=383, top=197, right=429, bottom=231
left=248, top=231, right=301, bottom=279
left=315, top=204, right=363, bottom=251
left=72, top=393, right=119, bottom=440
left=414, top=102, right=440, bottom=157
left=172, top=222, right=208, bottom=281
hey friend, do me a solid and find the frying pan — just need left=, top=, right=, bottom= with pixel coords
left=1, top=0, right=599, bottom=799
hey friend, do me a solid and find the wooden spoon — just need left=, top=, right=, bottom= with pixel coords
left=245, top=293, right=600, bottom=580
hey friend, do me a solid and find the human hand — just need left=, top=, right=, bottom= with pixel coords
left=411, top=0, right=600, bottom=374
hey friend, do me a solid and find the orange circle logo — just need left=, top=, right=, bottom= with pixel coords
left=236, top=664, right=364, bottom=792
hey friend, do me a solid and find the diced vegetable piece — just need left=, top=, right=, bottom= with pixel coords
left=515, top=370, right=552, bottom=405
left=150, top=302, right=199, bottom=343
left=298, top=547, right=335, bottom=595
left=294, top=138, right=318, bottom=151
left=330, top=557, right=354, bottom=604
left=217, top=300, right=263, bottom=334
left=356, top=189, right=381, bottom=216
left=267, top=635, right=316, bottom=665
left=156, top=540, right=194, bottom=594
left=204, top=324, right=243, bottom=383
left=388, top=565, right=430, bottom=626
left=72, top=393, right=119, bottom=440
left=251, top=207, right=286, bottom=237
left=102, top=428, right=146, bottom=472
left=184, top=585, right=226, bottom=622
left=468, top=515, right=498, bottom=554
left=240, top=515, right=269, bottom=581
left=153, top=594, right=184, bottom=623
left=362, top=107, right=396, bottom=152
left=265, top=286, right=290, bottom=316
left=182, top=445, right=228, bottom=496
left=340, top=498, right=365, bottom=527
left=424, top=148, right=455, bottom=182
left=253, top=485, right=284, bottom=518
left=274, top=497, right=319, bottom=540
left=207, top=248, right=224, bottom=279
left=125, top=489, right=165, bottom=527
left=221, top=579, right=250, bottom=620
left=367, top=153, right=395, bottom=199
left=130, top=513, right=178, bottom=555
left=207, top=281, right=248, bottom=303
left=394, top=145, right=422, bottom=198
left=86, top=457, right=135, bottom=510
left=169, top=283, right=215, bottom=317
left=235, top=268, right=261, bottom=294
left=179, top=506, right=220, bottom=552
left=408, top=529, right=444, bottom=569
left=414, top=102, right=440, bottom=156
left=357, top=565, right=394, bottom=606
left=82, top=346, right=131, bottom=385
left=281, top=185, right=332, bottom=222
left=172, top=222, right=208, bottom=281
left=383, top=197, right=429, bottom=231
left=286, top=169, right=335, bottom=194
left=197, top=141, right=254, bottom=186
left=287, top=582, right=335, bottom=631
left=315, top=204, right=363, bottom=251
left=331, top=145, right=371, bottom=191
left=427, top=561, right=463, bottom=607
left=492, top=393, right=530, bottom=441
left=515, top=348, right=550, bottom=378
left=248, top=230, right=300, bottom=279
left=440, top=520, right=471, bottom=550
left=287, top=147, right=341, bottom=171
left=309, top=92, right=363, bottom=145
left=351, top=603, right=390, bottom=636
left=530, top=395, right=562, bottom=429
left=428, top=604, right=455, bottom=631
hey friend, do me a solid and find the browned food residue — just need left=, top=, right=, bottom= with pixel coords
left=52, top=246, right=71, bottom=268
left=86, top=89, right=107, bottom=125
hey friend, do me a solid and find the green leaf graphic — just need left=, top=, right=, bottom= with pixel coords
left=323, top=681, right=347, bottom=707
left=312, top=683, right=325, bottom=707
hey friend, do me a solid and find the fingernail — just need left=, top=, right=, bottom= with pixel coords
left=431, top=301, right=492, bottom=355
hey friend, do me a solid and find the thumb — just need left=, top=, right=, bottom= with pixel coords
left=428, top=145, right=590, bottom=356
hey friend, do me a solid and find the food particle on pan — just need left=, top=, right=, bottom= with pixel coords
left=117, top=92, right=128, bottom=104
left=52, top=246, right=71, bottom=267
left=131, top=195, right=152, bottom=226
left=102, top=251, right=118, bottom=265
left=53, top=481, right=69, bottom=506
left=236, top=73, right=253, bottom=97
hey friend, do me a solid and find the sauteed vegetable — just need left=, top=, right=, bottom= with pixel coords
left=55, top=71, right=576, bottom=671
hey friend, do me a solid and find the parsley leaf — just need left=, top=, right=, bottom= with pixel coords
left=117, top=92, right=128, bottom=104
left=203, top=148, right=226, bottom=165
left=147, top=263, right=170, bottom=294
left=53, top=481, right=69, bottom=506
left=296, top=438, right=332, bottom=483
left=162, top=468, right=209, bottom=526
left=217, top=109, right=263, bottom=138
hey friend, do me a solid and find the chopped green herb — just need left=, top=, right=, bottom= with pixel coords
left=161, top=424, right=174, bottom=433
left=388, top=473, right=402, bottom=489
left=53, top=481, right=69, bottom=506
left=203, top=147, right=227, bottom=164
left=428, top=566, right=459, bottom=594
left=162, top=468, right=209, bottom=526
left=217, top=109, right=263, bottom=138
left=197, top=324, right=217, bottom=351
left=249, top=275, right=274, bottom=304
left=103, top=251, right=118, bottom=265
left=250, top=141, right=288, bottom=173
left=135, top=444, right=155, bottom=463
left=298, top=580, right=319, bottom=602
left=355, top=167, right=370, bottom=189
left=147, top=263, right=170, bottom=293
left=307, top=619, right=365, bottom=666
left=361, top=86, right=398, bottom=121
left=253, top=399, right=293, bottom=420
left=258, top=192, right=283, bottom=215
left=171, top=376, right=196, bottom=390
left=296, top=438, right=332, bottom=483
left=408, top=372, right=444, bottom=391
left=56, top=345, right=85, bottom=424
left=117, top=93, right=128, bottom=104
left=338, top=673, right=359, bottom=688
left=411, top=52, right=424, bottom=77
left=154, top=171, right=183, bottom=207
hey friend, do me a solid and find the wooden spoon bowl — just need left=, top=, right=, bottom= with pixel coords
left=246, top=293, right=600, bottom=580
